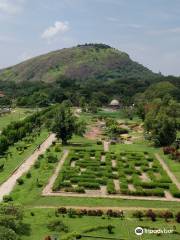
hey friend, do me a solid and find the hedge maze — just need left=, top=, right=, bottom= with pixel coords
left=53, top=148, right=180, bottom=199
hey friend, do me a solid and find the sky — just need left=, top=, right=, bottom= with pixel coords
left=0, top=0, right=180, bottom=76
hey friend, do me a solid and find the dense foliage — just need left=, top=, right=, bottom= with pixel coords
left=0, top=204, right=31, bottom=240
left=51, top=102, right=86, bottom=145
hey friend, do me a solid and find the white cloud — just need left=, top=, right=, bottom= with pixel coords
left=0, top=0, right=25, bottom=15
left=42, top=21, right=70, bottom=41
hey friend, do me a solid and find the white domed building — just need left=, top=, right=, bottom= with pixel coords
left=109, top=99, right=120, bottom=109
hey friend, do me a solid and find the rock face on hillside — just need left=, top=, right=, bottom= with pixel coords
left=0, top=44, right=156, bottom=83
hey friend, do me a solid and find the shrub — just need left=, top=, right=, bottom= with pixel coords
left=97, top=140, right=102, bottom=145
left=17, top=178, right=24, bottom=185
left=26, top=172, right=31, bottom=178
left=3, top=195, right=13, bottom=202
left=146, top=209, right=156, bottom=221
left=107, top=225, right=114, bottom=234
left=161, top=211, right=173, bottom=222
left=55, top=145, right=61, bottom=152
left=107, top=180, right=116, bottom=194
left=78, top=182, right=100, bottom=189
left=47, top=220, right=68, bottom=232
left=75, top=186, right=85, bottom=193
left=47, top=154, right=58, bottom=163
left=57, top=207, right=67, bottom=214
left=34, top=161, right=40, bottom=169
left=133, top=211, right=144, bottom=221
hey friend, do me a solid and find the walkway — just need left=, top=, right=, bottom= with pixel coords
left=0, top=134, right=56, bottom=201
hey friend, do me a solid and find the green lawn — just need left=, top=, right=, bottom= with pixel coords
left=0, top=108, right=35, bottom=130
left=0, top=129, right=49, bottom=185
left=22, top=208, right=180, bottom=240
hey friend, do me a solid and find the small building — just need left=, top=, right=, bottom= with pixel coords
left=109, top=99, right=120, bottom=109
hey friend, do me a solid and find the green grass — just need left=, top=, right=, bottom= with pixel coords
left=21, top=208, right=180, bottom=240
left=0, top=129, right=48, bottom=185
left=0, top=108, right=35, bottom=130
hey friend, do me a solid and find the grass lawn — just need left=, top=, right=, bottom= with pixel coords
left=22, top=208, right=180, bottom=240
left=0, top=129, right=49, bottom=185
left=0, top=108, right=35, bottom=131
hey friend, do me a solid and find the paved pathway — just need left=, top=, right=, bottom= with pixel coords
left=103, top=141, right=110, bottom=152
left=155, top=153, right=180, bottom=191
left=0, top=134, right=56, bottom=201
left=42, top=150, right=69, bottom=195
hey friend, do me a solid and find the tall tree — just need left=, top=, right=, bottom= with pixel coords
left=52, top=103, right=86, bottom=145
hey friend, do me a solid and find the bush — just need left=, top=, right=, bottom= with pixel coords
left=133, top=211, right=144, bottom=220
left=75, top=186, right=85, bottom=193
left=57, top=207, right=67, bottom=214
left=55, top=145, right=61, bottom=152
left=3, top=195, right=13, bottom=202
left=146, top=209, right=156, bottom=221
left=78, top=182, right=100, bottom=189
left=34, top=161, right=40, bottom=169
left=107, top=180, right=116, bottom=194
left=17, top=178, right=24, bottom=185
left=97, top=140, right=102, bottom=145
left=47, top=154, right=58, bottom=163
left=47, top=220, right=68, bottom=232
left=26, top=172, right=31, bottom=178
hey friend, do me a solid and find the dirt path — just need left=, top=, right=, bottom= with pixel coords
left=155, top=153, right=180, bottom=191
left=104, top=141, right=110, bottom=152
left=42, top=150, right=69, bottom=195
left=0, top=134, right=56, bottom=202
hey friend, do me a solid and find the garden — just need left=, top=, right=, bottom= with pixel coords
left=52, top=145, right=180, bottom=199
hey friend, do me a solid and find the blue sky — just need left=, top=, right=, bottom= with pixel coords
left=0, top=0, right=180, bottom=76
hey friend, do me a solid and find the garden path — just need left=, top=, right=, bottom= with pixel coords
left=0, top=133, right=56, bottom=201
left=42, top=149, right=69, bottom=195
left=155, top=153, right=180, bottom=191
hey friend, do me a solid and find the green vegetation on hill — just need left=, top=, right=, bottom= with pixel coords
left=0, top=44, right=155, bottom=83
left=0, top=43, right=179, bottom=107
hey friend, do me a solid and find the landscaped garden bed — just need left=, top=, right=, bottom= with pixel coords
left=52, top=147, right=180, bottom=198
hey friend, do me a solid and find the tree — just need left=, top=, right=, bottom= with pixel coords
left=146, top=209, right=156, bottom=222
left=47, top=220, right=68, bottom=232
left=0, top=204, right=31, bottom=239
left=133, top=210, right=144, bottom=221
left=162, top=211, right=173, bottom=222
left=0, top=226, right=18, bottom=240
left=52, top=103, right=86, bottom=145
left=107, top=225, right=114, bottom=234
left=144, top=96, right=177, bottom=146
